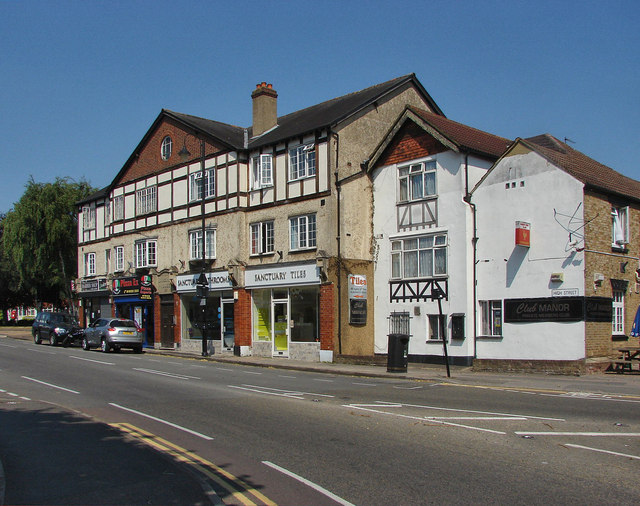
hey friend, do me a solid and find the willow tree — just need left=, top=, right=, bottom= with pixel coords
left=2, top=177, right=96, bottom=309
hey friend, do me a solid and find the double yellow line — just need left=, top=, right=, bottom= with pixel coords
left=111, top=422, right=277, bottom=506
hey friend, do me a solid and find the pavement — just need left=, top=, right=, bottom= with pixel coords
left=1, top=325, right=639, bottom=505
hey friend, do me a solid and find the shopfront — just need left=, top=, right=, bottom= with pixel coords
left=111, top=275, right=155, bottom=347
left=246, top=262, right=321, bottom=360
left=176, top=271, right=235, bottom=354
left=78, top=278, right=111, bottom=327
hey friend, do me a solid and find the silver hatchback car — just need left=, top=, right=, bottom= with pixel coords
left=82, top=318, right=144, bottom=353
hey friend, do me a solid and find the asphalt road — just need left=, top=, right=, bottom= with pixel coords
left=1, top=334, right=640, bottom=505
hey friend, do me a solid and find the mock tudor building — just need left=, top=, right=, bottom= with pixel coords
left=472, top=135, right=640, bottom=373
left=76, top=75, right=445, bottom=360
left=368, top=106, right=511, bottom=365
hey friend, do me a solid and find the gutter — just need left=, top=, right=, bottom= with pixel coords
left=462, top=154, right=478, bottom=359
left=333, top=131, right=343, bottom=355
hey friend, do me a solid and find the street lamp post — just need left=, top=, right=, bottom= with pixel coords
left=180, top=134, right=210, bottom=357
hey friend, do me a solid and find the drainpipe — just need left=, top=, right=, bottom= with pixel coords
left=462, top=154, right=478, bottom=360
left=333, top=131, right=343, bottom=355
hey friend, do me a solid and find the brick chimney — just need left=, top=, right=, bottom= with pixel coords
left=251, top=82, right=278, bottom=137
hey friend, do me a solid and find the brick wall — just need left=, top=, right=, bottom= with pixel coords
left=376, top=122, right=446, bottom=168
left=583, top=191, right=640, bottom=358
left=118, top=117, right=227, bottom=185
left=234, top=288, right=252, bottom=347
left=319, top=283, right=335, bottom=351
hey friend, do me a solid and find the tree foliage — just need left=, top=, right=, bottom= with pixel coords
left=2, top=177, right=96, bottom=308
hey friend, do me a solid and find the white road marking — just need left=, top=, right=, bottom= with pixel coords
left=515, top=431, right=640, bottom=437
left=393, top=385, right=423, bottom=390
left=389, top=402, right=565, bottom=422
left=344, top=404, right=507, bottom=434
left=352, top=382, right=377, bottom=387
left=21, top=376, right=79, bottom=394
left=540, top=393, right=640, bottom=404
left=242, top=370, right=263, bottom=375
left=263, top=461, right=356, bottom=506
left=278, top=375, right=297, bottom=379
left=313, top=378, right=334, bottom=383
left=109, top=403, right=214, bottom=440
left=228, top=385, right=304, bottom=399
left=243, top=384, right=334, bottom=398
left=70, top=355, right=115, bottom=365
left=133, top=368, right=200, bottom=380
left=565, top=443, right=640, bottom=460
left=0, top=342, right=17, bottom=348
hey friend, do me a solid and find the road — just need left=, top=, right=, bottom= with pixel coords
left=1, top=334, right=640, bottom=505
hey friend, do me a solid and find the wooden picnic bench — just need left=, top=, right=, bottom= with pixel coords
left=611, top=347, right=640, bottom=373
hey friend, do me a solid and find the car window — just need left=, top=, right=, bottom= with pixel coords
left=112, top=320, right=137, bottom=328
left=51, top=314, right=63, bottom=324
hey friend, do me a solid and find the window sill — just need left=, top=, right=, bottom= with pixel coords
left=477, top=335, right=503, bottom=340
left=289, top=247, right=317, bottom=254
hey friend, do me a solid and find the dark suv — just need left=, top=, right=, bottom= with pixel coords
left=32, top=312, right=83, bottom=347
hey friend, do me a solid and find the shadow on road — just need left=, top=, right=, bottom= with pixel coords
left=0, top=402, right=213, bottom=505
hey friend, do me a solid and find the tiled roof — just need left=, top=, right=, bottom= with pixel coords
left=167, top=74, right=443, bottom=151
left=407, top=106, right=512, bottom=158
left=523, top=134, right=640, bottom=202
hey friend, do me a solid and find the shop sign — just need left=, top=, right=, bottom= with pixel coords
left=176, top=272, right=233, bottom=293
left=245, top=262, right=320, bottom=288
left=504, top=296, right=612, bottom=323
left=348, top=274, right=367, bottom=299
left=504, top=297, right=584, bottom=322
left=584, top=296, right=613, bottom=322
left=80, top=278, right=108, bottom=293
left=112, top=275, right=153, bottom=300
left=349, top=275, right=367, bottom=325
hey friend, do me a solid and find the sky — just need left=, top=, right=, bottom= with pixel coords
left=1, top=0, right=638, bottom=215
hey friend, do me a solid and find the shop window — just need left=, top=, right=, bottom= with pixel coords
left=290, top=287, right=318, bottom=342
left=252, top=289, right=272, bottom=342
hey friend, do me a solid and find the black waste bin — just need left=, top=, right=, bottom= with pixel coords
left=387, top=333, right=410, bottom=372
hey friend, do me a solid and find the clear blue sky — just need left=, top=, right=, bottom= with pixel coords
left=1, top=0, right=638, bottom=214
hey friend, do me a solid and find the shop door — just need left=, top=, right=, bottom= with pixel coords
left=222, top=300, right=235, bottom=350
left=272, top=301, right=289, bottom=357
left=160, top=300, right=174, bottom=348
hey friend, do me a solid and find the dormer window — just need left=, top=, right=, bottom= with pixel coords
left=399, top=161, right=436, bottom=202
left=161, top=136, right=172, bottom=160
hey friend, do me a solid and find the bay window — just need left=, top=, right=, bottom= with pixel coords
left=391, top=233, right=447, bottom=279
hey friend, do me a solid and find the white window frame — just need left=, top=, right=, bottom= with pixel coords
left=82, top=205, right=96, bottom=231
left=84, top=252, right=96, bottom=276
left=612, top=206, right=629, bottom=249
left=135, top=239, right=157, bottom=268
left=251, top=220, right=275, bottom=255
left=288, top=143, right=316, bottom=181
left=114, top=246, right=125, bottom=272
left=480, top=300, right=502, bottom=337
left=612, top=290, right=625, bottom=335
left=289, top=214, right=317, bottom=251
left=391, top=233, right=447, bottom=279
left=113, top=195, right=124, bottom=221
left=252, top=154, right=273, bottom=190
left=398, top=160, right=437, bottom=202
left=161, top=136, right=172, bottom=160
left=136, top=186, right=157, bottom=215
left=189, top=228, right=216, bottom=260
left=189, top=169, right=215, bottom=202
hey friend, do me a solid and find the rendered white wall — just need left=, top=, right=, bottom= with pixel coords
left=473, top=151, right=587, bottom=360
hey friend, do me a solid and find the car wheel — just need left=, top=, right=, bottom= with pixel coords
left=100, top=338, right=110, bottom=353
left=34, top=331, right=42, bottom=345
left=82, top=337, right=91, bottom=351
left=49, top=333, right=58, bottom=346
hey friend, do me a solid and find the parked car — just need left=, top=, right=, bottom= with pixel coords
left=82, top=318, right=144, bottom=353
left=32, top=312, right=83, bottom=347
